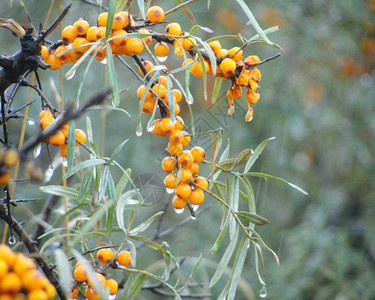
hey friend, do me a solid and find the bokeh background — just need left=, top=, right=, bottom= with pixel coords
left=0, top=0, right=374, bottom=299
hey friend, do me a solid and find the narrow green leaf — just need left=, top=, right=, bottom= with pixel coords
left=190, top=25, right=213, bottom=35
left=178, top=253, right=202, bottom=293
left=169, top=61, right=195, bottom=74
left=166, top=76, right=175, bottom=124
left=52, top=203, right=88, bottom=226
left=209, top=222, right=228, bottom=255
left=108, top=139, right=129, bottom=164
left=64, top=158, right=106, bottom=178
left=106, top=172, right=117, bottom=236
left=106, top=0, right=117, bottom=38
left=116, top=190, right=137, bottom=233
left=211, top=77, right=223, bottom=104
left=231, top=149, right=254, bottom=170
left=77, top=166, right=94, bottom=205
left=115, top=0, right=127, bottom=13
left=247, top=227, right=279, bottom=265
left=115, top=169, right=131, bottom=199
left=40, top=233, right=77, bottom=253
left=254, top=243, right=266, bottom=285
left=236, top=211, right=269, bottom=225
left=106, top=44, right=120, bottom=107
left=244, top=137, right=275, bottom=173
left=86, top=116, right=93, bottom=144
left=67, top=120, right=76, bottom=171
left=229, top=176, right=239, bottom=240
left=40, top=185, right=90, bottom=202
left=88, top=105, right=131, bottom=117
left=196, top=37, right=217, bottom=78
left=127, top=274, right=146, bottom=300
left=54, top=249, right=72, bottom=297
left=175, top=0, right=197, bottom=25
left=129, top=235, right=166, bottom=255
left=129, top=211, right=164, bottom=235
left=209, top=129, right=223, bottom=189
left=137, top=0, right=146, bottom=19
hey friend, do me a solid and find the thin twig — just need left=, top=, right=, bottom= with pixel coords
left=165, top=0, right=201, bottom=16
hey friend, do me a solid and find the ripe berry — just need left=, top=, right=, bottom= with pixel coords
left=192, top=60, right=209, bottom=78
left=208, top=40, right=222, bottom=54
left=139, top=29, right=153, bottom=46
left=86, top=26, right=99, bottom=42
left=118, top=11, right=132, bottom=27
left=105, top=278, right=118, bottom=295
left=55, top=45, right=71, bottom=65
left=188, top=188, right=204, bottom=205
left=166, top=23, right=182, bottom=38
left=244, top=55, right=260, bottom=66
left=169, top=130, right=184, bottom=144
left=111, top=29, right=128, bottom=46
left=96, top=248, right=114, bottom=263
left=72, top=37, right=90, bottom=57
left=216, top=48, right=229, bottom=58
left=40, top=116, right=54, bottom=131
left=87, top=272, right=106, bottom=291
left=179, top=168, right=193, bottom=183
left=117, top=250, right=131, bottom=267
left=62, top=25, right=78, bottom=43
left=95, top=26, right=106, bottom=40
left=193, top=176, right=208, bottom=189
left=60, top=144, right=68, bottom=158
left=126, top=38, right=144, bottom=55
left=85, top=287, right=100, bottom=300
left=71, top=287, right=79, bottom=299
left=0, top=245, right=16, bottom=266
left=154, top=42, right=169, bottom=57
left=178, top=150, right=194, bottom=169
left=152, top=120, right=168, bottom=137
left=28, top=289, right=48, bottom=300
left=220, top=58, right=236, bottom=78
left=73, top=266, right=88, bottom=282
left=0, top=258, right=9, bottom=279
left=45, top=54, right=61, bottom=70
left=157, top=75, right=168, bottom=87
left=75, top=129, right=87, bottom=146
left=191, top=163, right=199, bottom=176
left=172, top=196, right=187, bottom=209
left=73, top=18, right=90, bottom=35
left=39, top=110, right=53, bottom=120
left=147, top=6, right=165, bottom=23
left=47, top=130, right=66, bottom=147
left=112, top=13, right=126, bottom=30
left=191, top=147, right=205, bottom=163
left=162, top=157, right=177, bottom=173
left=180, top=131, right=190, bottom=147
left=172, top=89, right=182, bottom=103
left=173, top=39, right=184, bottom=56
left=228, top=46, right=243, bottom=61
left=0, top=171, right=11, bottom=186
left=176, top=183, right=192, bottom=199
left=4, top=148, right=19, bottom=167
left=142, top=98, right=156, bottom=114
left=174, top=116, right=185, bottom=131
left=97, top=12, right=108, bottom=27
left=40, top=46, right=49, bottom=61
left=139, top=60, right=154, bottom=76
left=0, top=272, right=22, bottom=293
left=164, top=173, right=177, bottom=189
left=160, top=118, right=174, bottom=135
left=182, top=35, right=197, bottom=51
left=167, top=142, right=183, bottom=156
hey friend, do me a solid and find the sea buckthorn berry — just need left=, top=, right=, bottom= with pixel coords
left=192, top=60, right=209, bottom=78
left=72, top=37, right=90, bottom=57
left=142, top=98, right=156, bottom=114
left=172, top=89, right=182, bottom=103
left=160, top=118, right=174, bottom=135
left=249, top=79, right=258, bottom=91
left=60, top=144, right=68, bottom=158
left=73, top=266, right=87, bottom=282
left=154, top=42, right=169, bottom=57
left=45, top=54, right=61, bottom=70
left=75, top=129, right=87, bottom=146
left=191, top=163, right=199, bottom=176
left=249, top=67, right=261, bottom=82
left=176, top=183, right=192, bottom=199
left=105, top=279, right=118, bottom=295
left=169, top=130, right=184, bottom=144
left=191, top=147, right=205, bottom=163
left=41, top=46, right=49, bottom=61
left=244, top=55, right=260, bottom=66
left=95, top=46, right=107, bottom=62
left=172, top=196, right=187, bottom=209
left=13, top=254, right=36, bottom=276
left=0, top=171, right=11, bottom=186
left=118, top=11, right=132, bottom=27
left=182, top=35, right=197, bottom=51
left=39, top=110, right=53, bottom=121
left=139, top=29, right=152, bottom=46
left=75, top=259, right=90, bottom=269
left=28, top=289, right=48, bottom=300
left=220, top=58, right=236, bottom=78
left=40, top=116, right=54, bottom=131
left=162, top=157, right=177, bottom=173
left=139, top=60, right=154, bottom=76
left=166, top=23, right=182, bottom=38
left=152, top=120, right=168, bottom=137
left=137, top=85, right=146, bottom=99
left=71, top=287, right=79, bottom=299
left=164, top=173, right=177, bottom=189
left=194, top=176, right=208, bottom=190
left=173, top=39, right=184, bottom=56
left=117, top=251, right=131, bottom=267
left=87, top=272, right=106, bottom=290
left=216, top=48, right=229, bottom=58
left=97, top=12, right=108, bottom=27
left=62, top=25, right=77, bottom=43
left=147, top=6, right=165, bottom=23
left=173, top=103, right=181, bottom=115
left=112, top=13, right=126, bottom=30
left=245, top=89, right=260, bottom=105
left=189, top=188, right=204, bottom=205
left=86, top=26, right=99, bottom=42
left=97, top=248, right=114, bottom=263
left=111, top=29, right=128, bottom=46
left=46, top=283, right=57, bottom=299
left=178, top=150, right=194, bottom=169
left=245, top=107, right=254, bottom=122
left=174, top=116, right=184, bottom=131
left=157, top=75, right=168, bottom=88
left=55, top=45, right=71, bottom=65
left=85, top=288, right=100, bottom=300
left=208, top=40, right=222, bottom=54
left=95, top=26, right=106, bottom=40
left=0, top=258, right=9, bottom=278
left=47, top=130, right=65, bottom=146
left=236, top=69, right=249, bottom=87
left=232, top=85, right=242, bottom=99
left=126, top=38, right=144, bottom=55
left=0, top=272, right=21, bottom=293
left=167, top=142, right=183, bottom=156
left=0, top=245, right=16, bottom=267
left=228, top=46, right=243, bottom=61
left=180, top=131, right=190, bottom=147
left=74, top=18, right=90, bottom=35
left=182, top=58, right=195, bottom=73
left=179, top=168, right=193, bottom=183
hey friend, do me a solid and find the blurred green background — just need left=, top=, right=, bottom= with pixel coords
left=0, top=0, right=374, bottom=299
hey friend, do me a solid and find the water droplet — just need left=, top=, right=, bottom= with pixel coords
left=67, top=70, right=76, bottom=80
left=33, top=143, right=42, bottom=158
left=109, top=295, right=116, bottom=300
left=44, top=167, right=54, bottom=183
left=166, top=188, right=175, bottom=194
left=61, top=157, right=68, bottom=167
left=174, top=208, right=184, bottom=214
left=147, top=123, right=155, bottom=132
left=28, top=119, right=36, bottom=126
left=100, top=58, right=108, bottom=65
left=190, top=215, right=197, bottom=220
left=8, top=235, right=16, bottom=245
left=157, top=56, right=168, bottom=62
left=136, top=127, right=143, bottom=137
left=260, top=286, right=267, bottom=298
left=191, top=204, right=199, bottom=212
left=186, top=97, right=193, bottom=105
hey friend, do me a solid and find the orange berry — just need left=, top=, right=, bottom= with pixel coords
left=182, top=35, right=197, bottom=51
left=162, top=157, right=177, bottom=173
left=45, top=283, right=57, bottom=299
left=167, top=142, right=183, bottom=156
left=60, top=144, right=68, bottom=158
left=85, top=287, right=100, bottom=300
left=216, top=48, right=228, bottom=58
left=152, top=83, right=167, bottom=99
left=87, top=272, right=106, bottom=291
left=244, top=55, right=260, bottom=66
left=245, top=107, right=254, bottom=122
left=75, top=259, right=90, bottom=269
left=62, top=25, right=78, bottom=43
left=47, top=130, right=66, bottom=146
left=95, top=46, right=107, bottom=61
left=178, top=150, right=194, bottom=169
left=164, top=173, right=177, bottom=189
left=180, top=131, right=190, bottom=147
left=75, top=129, right=87, bottom=146
left=126, top=38, right=144, bottom=55
left=228, top=46, right=243, bottom=61
left=208, top=40, right=222, bottom=54
left=152, top=119, right=168, bottom=137
left=117, top=250, right=131, bottom=267
left=176, top=183, right=192, bottom=199
left=191, top=146, right=205, bottom=163
left=139, top=29, right=152, bottom=46
left=245, top=89, right=260, bottom=105
left=174, top=116, right=184, bottom=131
left=72, top=37, right=90, bottom=57
left=39, top=110, right=53, bottom=120
left=96, top=248, right=114, bottom=263
left=192, top=60, right=209, bottom=78
left=249, top=67, right=261, bottom=82
left=172, top=89, right=182, bottom=103
left=0, top=272, right=21, bottom=293
left=165, top=22, right=181, bottom=38
left=172, top=196, right=187, bottom=209
left=22, top=270, right=47, bottom=291
left=86, top=26, right=99, bottom=42
left=95, top=26, right=106, bottom=40
left=13, top=254, right=36, bottom=277
left=118, top=11, right=132, bottom=27
left=173, top=39, right=184, bottom=56
left=220, top=58, right=236, bottom=78
left=40, top=45, right=49, bottom=61
left=137, top=85, right=147, bottom=99
left=112, top=13, right=126, bottom=30
left=154, top=42, right=169, bottom=57
left=97, top=12, right=108, bottom=27
left=0, top=245, right=16, bottom=267
left=105, top=279, right=118, bottom=295
left=188, top=188, right=204, bottom=205
left=45, top=53, right=61, bottom=70
left=111, top=29, right=128, bottom=46
left=157, top=75, right=168, bottom=88
left=179, top=168, right=193, bottom=183
left=4, top=148, right=19, bottom=167
left=193, top=176, right=208, bottom=189
left=73, top=18, right=90, bottom=35
left=191, top=162, right=199, bottom=176
left=160, top=118, right=174, bottom=135
left=28, top=289, right=48, bottom=300
left=142, top=97, right=156, bottom=114
left=55, top=45, right=71, bottom=65
left=147, top=6, right=165, bottom=23
left=183, top=58, right=196, bottom=73
left=71, top=287, right=79, bottom=299
left=0, top=258, right=9, bottom=279
left=73, top=266, right=87, bottom=282
left=169, top=130, right=184, bottom=144
left=0, top=171, right=11, bottom=186
left=138, top=60, right=154, bottom=76
left=40, top=116, right=54, bottom=131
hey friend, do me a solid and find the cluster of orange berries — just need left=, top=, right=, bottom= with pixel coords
left=71, top=248, right=131, bottom=299
left=0, top=147, right=19, bottom=186
left=0, top=244, right=56, bottom=300
left=39, top=110, right=87, bottom=157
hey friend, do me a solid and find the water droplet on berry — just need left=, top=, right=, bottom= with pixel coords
left=33, top=143, right=42, bottom=158
left=61, top=156, right=68, bottom=167
left=147, top=123, right=155, bottom=132
left=100, top=58, right=108, bottom=65
left=174, top=208, right=184, bottom=214
left=8, top=235, right=16, bottom=245
left=67, top=70, right=77, bottom=80
left=166, top=188, right=175, bottom=194
left=157, top=56, right=168, bottom=62
left=260, top=286, right=267, bottom=298
left=191, top=204, right=199, bottom=212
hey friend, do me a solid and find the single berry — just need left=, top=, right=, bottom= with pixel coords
left=117, top=251, right=131, bottom=267
left=191, top=147, right=205, bottom=163
left=96, top=248, right=114, bottom=263
left=188, top=188, right=204, bottom=205
left=154, top=42, right=169, bottom=57
left=228, top=46, right=243, bottom=61
left=112, top=13, right=126, bottom=30
left=73, top=18, right=90, bottom=35
left=71, top=287, right=79, bottom=299
left=164, top=173, right=177, bottom=189
left=47, top=130, right=66, bottom=147
left=147, top=6, right=165, bottom=23
left=176, top=183, right=192, bottom=199
left=126, top=38, right=144, bottom=55
left=75, top=129, right=87, bottom=146
left=193, top=176, right=208, bottom=189
left=179, top=168, right=193, bottom=183
left=105, top=279, right=118, bottom=295
left=160, top=118, right=174, bottom=135
left=220, top=58, right=236, bottom=78
left=208, top=40, right=222, bottom=54
left=172, top=196, right=187, bottom=209
left=191, top=163, right=199, bottom=176
left=178, top=150, right=194, bottom=169
left=97, top=12, right=108, bottom=27
left=73, top=266, right=88, bottom=282
left=62, top=25, right=78, bottom=43
left=165, top=23, right=182, bottom=38
left=167, top=142, right=183, bottom=156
